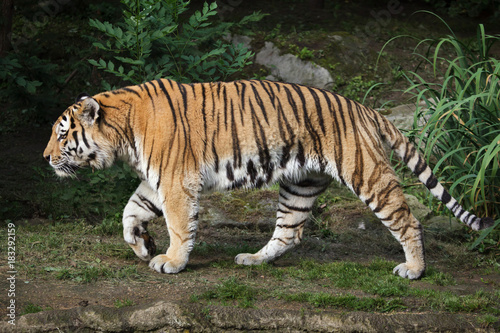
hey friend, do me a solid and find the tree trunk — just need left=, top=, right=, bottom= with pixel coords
left=1, top=0, right=14, bottom=56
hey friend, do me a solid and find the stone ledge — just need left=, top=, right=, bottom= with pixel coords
left=1, top=300, right=494, bottom=333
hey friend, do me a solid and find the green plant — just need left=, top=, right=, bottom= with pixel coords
left=93, top=213, right=123, bottom=236
left=33, top=162, right=140, bottom=219
left=281, top=292, right=406, bottom=312
left=114, top=298, right=134, bottom=308
left=381, top=13, right=500, bottom=251
left=21, top=302, right=46, bottom=315
left=200, top=277, right=257, bottom=308
left=289, top=44, right=315, bottom=60
left=477, top=314, right=499, bottom=327
left=332, top=74, right=378, bottom=102
left=89, top=0, right=264, bottom=86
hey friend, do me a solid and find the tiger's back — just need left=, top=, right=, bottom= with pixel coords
left=43, top=78, right=494, bottom=279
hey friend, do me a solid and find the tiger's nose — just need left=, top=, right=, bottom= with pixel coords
left=44, top=154, right=50, bottom=162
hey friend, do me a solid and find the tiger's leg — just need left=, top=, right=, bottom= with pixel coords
left=149, top=183, right=199, bottom=274
left=235, top=175, right=330, bottom=265
left=362, top=175, right=425, bottom=279
left=122, top=181, right=162, bottom=261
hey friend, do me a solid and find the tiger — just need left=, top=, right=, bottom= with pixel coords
left=43, top=79, right=494, bottom=279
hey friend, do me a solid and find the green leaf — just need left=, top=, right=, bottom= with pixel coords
left=15, top=76, right=26, bottom=87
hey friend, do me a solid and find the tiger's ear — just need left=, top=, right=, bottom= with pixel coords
left=78, top=96, right=100, bottom=126
left=75, top=93, right=90, bottom=103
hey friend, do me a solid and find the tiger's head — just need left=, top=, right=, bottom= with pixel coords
left=43, top=93, right=114, bottom=177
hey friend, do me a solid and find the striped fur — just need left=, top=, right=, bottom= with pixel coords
left=43, top=79, right=494, bottom=279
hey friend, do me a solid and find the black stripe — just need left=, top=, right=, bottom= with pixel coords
left=211, top=131, right=219, bottom=173
left=157, top=79, right=177, bottom=133
left=80, top=126, right=90, bottom=148
left=441, top=190, right=451, bottom=204
left=148, top=80, right=158, bottom=96
left=278, top=190, right=290, bottom=201
left=143, top=82, right=155, bottom=109
left=247, top=159, right=257, bottom=183
left=240, top=81, right=247, bottom=111
left=137, top=194, right=162, bottom=217
left=122, top=87, right=141, bottom=98
left=223, top=85, right=228, bottom=131
left=307, top=87, right=326, bottom=134
left=250, top=83, right=269, bottom=124
left=413, top=157, right=427, bottom=176
left=201, top=84, right=208, bottom=160
left=282, top=84, right=300, bottom=123
left=72, top=131, right=80, bottom=148
left=280, top=202, right=312, bottom=213
left=277, top=219, right=307, bottom=229
left=297, top=141, right=305, bottom=167
left=226, top=161, right=234, bottom=181
left=156, top=154, right=163, bottom=190
left=425, top=175, right=438, bottom=189
left=230, top=99, right=242, bottom=168
left=277, top=208, right=292, bottom=215
left=280, top=182, right=326, bottom=198
left=146, top=137, right=154, bottom=179
left=292, top=84, right=323, bottom=159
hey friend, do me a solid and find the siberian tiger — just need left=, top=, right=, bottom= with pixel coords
left=43, top=79, right=494, bottom=279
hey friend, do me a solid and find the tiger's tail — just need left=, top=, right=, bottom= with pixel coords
left=378, top=114, right=495, bottom=231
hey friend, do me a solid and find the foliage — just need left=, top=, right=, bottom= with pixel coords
left=424, top=0, right=500, bottom=18
left=0, top=53, right=61, bottom=128
left=382, top=13, right=500, bottom=250
left=33, top=162, right=140, bottom=220
left=332, top=74, right=378, bottom=102
left=88, top=0, right=265, bottom=87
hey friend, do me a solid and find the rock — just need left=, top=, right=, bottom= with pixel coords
left=225, top=33, right=253, bottom=50
left=255, top=41, right=334, bottom=89
left=425, top=215, right=465, bottom=239
left=385, top=103, right=417, bottom=130
left=3, top=300, right=489, bottom=332
left=405, top=194, right=432, bottom=222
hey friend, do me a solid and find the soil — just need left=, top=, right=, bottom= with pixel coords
left=1, top=1, right=499, bottom=332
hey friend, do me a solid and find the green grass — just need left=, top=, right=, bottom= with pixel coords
left=21, top=302, right=47, bottom=315
left=114, top=298, right=134, bottom=308
left=200, top=277, right=258, bottom=308
left=5, top=219, right=142, bottom=283
left=279, top=292, right=406, bottom=312
left=193, top=259, right=500, bottom=315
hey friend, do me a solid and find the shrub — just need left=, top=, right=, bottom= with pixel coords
left=88, top=0, right=264, bottom=87
left=381, top=13, right=499, bottom=250
left=424, top=0, right=500, bottom=18
left=0, top=54, right=61, bottom=129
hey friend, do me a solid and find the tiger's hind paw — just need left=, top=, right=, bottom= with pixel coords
left=393, top=263, right=424, bottom=280
left=149, top=254, right=187, bottom=274
left=234, top=253, right=266, bottom=266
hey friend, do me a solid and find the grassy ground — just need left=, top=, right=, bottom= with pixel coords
left=1, top=188, right=499, bottom=328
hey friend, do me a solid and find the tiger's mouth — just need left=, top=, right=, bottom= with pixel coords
left=53, top=162, right=80, bottom=178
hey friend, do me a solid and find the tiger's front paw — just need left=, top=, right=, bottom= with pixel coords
left=234, top=253, right=266, bottom=266
left=149, top=254, right=187, bottom=274
left=124, top=226, right=156, bottom=261
left=393, top=263, right=424, bottom=280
